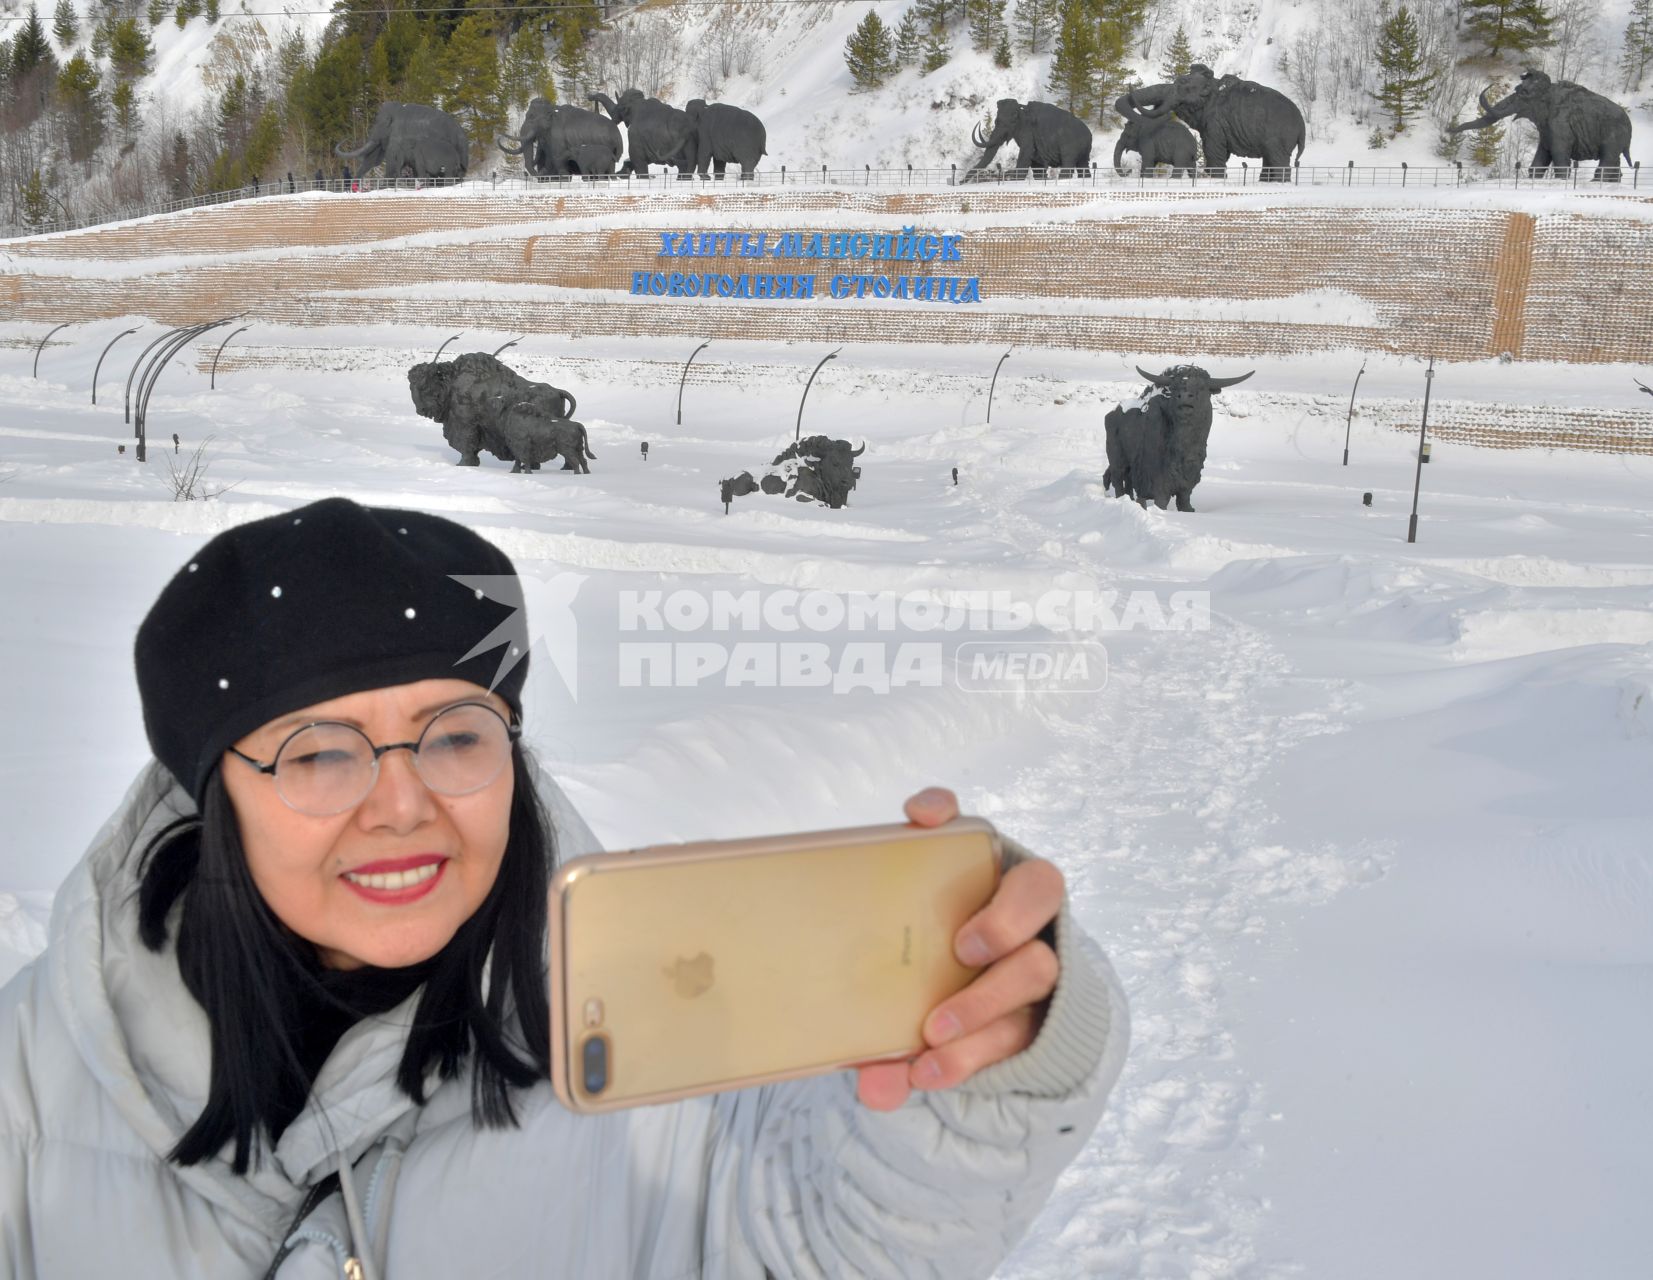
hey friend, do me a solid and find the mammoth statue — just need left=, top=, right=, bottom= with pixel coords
left=1125, top=66, right=1305, bottom=180
left=408, top=353, right=594, bottom=474
left=685, top=99, right=767, bottom=179
left=1112, top=94, right=1199, bottom=177
left=498, top=99, right=622, bottom=177
left=1103, top=365, right=1253, bottom=511
left=966, top=99, right=1092, bottom=179
left=337, top=102, right=469, bottom=182
left=1449, top=70, right=1632, bottom=181
left=720, top=437, right=866, bottom=510
left=590, top=89, right=697, bottom=176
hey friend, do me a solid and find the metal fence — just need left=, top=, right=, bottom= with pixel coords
left=5, top=159, right=1646, bottom=239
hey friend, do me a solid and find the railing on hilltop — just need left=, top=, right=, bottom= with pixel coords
left=5, top=159, right=1645, bottom=239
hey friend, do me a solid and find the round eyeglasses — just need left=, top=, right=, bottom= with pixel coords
left=229, top=701, right=522, bottom=816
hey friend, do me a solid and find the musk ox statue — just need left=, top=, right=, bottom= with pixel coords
left=720, top=435, right=866, bottom=510
left=1103, top=365, right=1253, bottom=511
left=408, top=352, right=594, bottom=474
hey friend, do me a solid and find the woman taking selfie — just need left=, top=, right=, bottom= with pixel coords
left=0, top=496, right=1128, bottom=1278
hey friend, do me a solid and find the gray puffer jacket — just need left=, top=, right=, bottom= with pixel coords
left=0, top=762, right=1128, bottom=1279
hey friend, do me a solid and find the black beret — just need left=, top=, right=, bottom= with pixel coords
left=134, top=496, right=530, bottom=802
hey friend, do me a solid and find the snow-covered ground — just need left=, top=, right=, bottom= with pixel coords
left=1, top=318, right=1649, bottom=1276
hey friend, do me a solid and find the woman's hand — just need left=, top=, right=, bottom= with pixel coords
left=856, top=786, right=1065, bottom=1112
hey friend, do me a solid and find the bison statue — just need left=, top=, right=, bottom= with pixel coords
left=720, top=435, right=865, bottom=510
left=408, top=352, right=594, bottom=474
left=1102, top=364, right=1253, bottom=511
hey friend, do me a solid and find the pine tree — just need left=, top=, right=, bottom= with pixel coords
left=53, top=0, right=79, bottom=48
left=57, top=51, right=104, bottom=160
left=21, top=168, right=52, bottom=229
left=1463, top=0, right=1554, bottom=56
left=968, top=0, right=996, bottom=52
left=1046, top=0, right=1099, bottom=118
left=204, top=0, right=218, bottom=22
left=403, top=35, right=448, bottom=106
left=111, top=77, right=137, bottom=141
left=1469, top=78, right=1507, bottom=168
left=163, top=130, right=192, bottom=197
left=298, top=34, right=367, bottom=155
left=893, top=10, right=923, bottom=66
left=439, top=15, right=503, bottom=159
left=553, top=23, right=585, bottom=100
left=921, top=25, right=951, bottom=72
left=1160, top=23, right=1194, bottom=79
left=1012, top=0, right=1058, bottom=56
left=1374, top=4, right=1436, bottom=134
left=108, top=17, right=153, bottom=77
left=844, top=11, right=895, bottom=90
left=12, top=6, right=56, bottom=75
left=502, top=22, right=550, bottom=105
left=993, top=27, right=1011, bottom=67
left=1622, top=0, right=1653, bottom=90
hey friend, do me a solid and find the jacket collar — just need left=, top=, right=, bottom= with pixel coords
left=44, top=761, right=427, bottom=1235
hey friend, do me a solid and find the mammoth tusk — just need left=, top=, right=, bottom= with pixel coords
left=1208, top=370, right=1256, bottom=389
left=971, top=123, right=986, bottom=148
left=497, top=137, right=524, bottom=155
left=1478, top=85, right=1495, bottom=114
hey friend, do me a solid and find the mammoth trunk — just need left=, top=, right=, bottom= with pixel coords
left=1113, top=137, right=1128, bottom=176
left=970, top=127, right=1007, bottom=170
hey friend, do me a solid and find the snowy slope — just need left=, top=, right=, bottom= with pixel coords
left=1, top=318, right=1650, bottom=1276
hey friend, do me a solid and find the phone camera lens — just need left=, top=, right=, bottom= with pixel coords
left=581, top=1033, right=609, bottom=1096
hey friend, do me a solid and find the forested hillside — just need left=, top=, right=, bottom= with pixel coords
left=1, top=0, right=1650, bottom=232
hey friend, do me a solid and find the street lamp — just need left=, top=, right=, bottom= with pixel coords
left=211, top=325, right=252, bottom=389
left=986, top=349, right=1012, bottom=424
left=677, top=339, right=710, bottom=425
left=1407, top=356, right=1435, bottom=544
left=1343, top=358, right=1367, bottom=465
left=796, top=348, right=840, bottom=443
left=92, top=326, right=141, bottom=404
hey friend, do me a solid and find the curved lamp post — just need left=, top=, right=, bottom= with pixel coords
left=211, top=325, right=252, bottom=390
left=32, top=322, right=71, bottom=378
left=434, top=333, right=464, bottom=362
left=491, top=337, right=522, bottom=358
left=135, top=319, right=235, bottom=461
left=1342, top=358, right=1367, bottom=466
left=986, top=348, right=1012, bottom=424
left=677, top=339, right=710, bottom=425
left=92, top=326, right=141, bottom=404
left=795, top=348, right=840, bottom=443
left=126, top=326, right=192, bottom=425
left=134, top=323, right=214, bottom=460
left=1406, top=357, right=1436, bottom=544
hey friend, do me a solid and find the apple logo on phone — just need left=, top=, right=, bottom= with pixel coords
left=666, top=952, right=715, bottom=998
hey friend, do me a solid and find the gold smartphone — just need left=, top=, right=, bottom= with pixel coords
left=548, top=816, right=1003, bottom=1114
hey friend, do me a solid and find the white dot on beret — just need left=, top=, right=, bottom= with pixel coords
left=404, top=608, right=417, bottom=619
left=292, top=518, right=302, bottom=526
left=188, top=563, right=199, bottom=573
left=218, top=678, right=229, bottom=689
left=399, top=527, right=409, bottom=535
left=270, top=586, right=282, bottom=598
left=474, top=589, right=484, bottom=600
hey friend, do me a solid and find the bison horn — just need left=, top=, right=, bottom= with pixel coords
left=1637, top=378, right=1653, bottom=396
left=1135, top=365, right=1172, bottom=387
left=1208, top=370, right=1256, bottom=389
left=851, top=441, right=866, bottom=456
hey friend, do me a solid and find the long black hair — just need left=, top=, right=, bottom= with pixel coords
left=135, top=747, right=554, bottom=1174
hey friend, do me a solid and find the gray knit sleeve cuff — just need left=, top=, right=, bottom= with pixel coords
left=956, top=834, right=1128, bottom=1100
